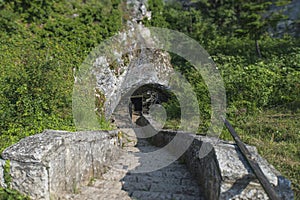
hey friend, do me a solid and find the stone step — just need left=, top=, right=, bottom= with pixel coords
left=136, top=168, right=193, bottom=179
left=158, top=163, right=193, bottom=173
left=92, top=180, right=123, bottom=190
left=122, top=174, right=198, bottom=187
left=65, top=187, right=131, bottom=200
left=70, top=184, right=202, bottom=200
left=75, top=190, right=132, bottom=200
left=101, top=169, right=128, bottom=181
left=122, top=182, right=200, bottom=196
left=131, top=191, right=203, bottom=200
left=149, top=182, right=200, bottom=195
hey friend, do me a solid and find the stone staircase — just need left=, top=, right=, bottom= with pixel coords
left=1, top=128, right=294, bottom=199
left=65, top=129, right=204, bottom=200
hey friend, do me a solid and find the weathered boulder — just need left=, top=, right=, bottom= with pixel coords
left=1, top=130, right=121, bottom=200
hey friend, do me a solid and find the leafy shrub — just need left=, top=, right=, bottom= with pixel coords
left=0, top=0, right=124, bottom=153
left=0, top=187, right=30, bottom=200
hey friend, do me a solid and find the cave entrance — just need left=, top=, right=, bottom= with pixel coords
left=130, top=95, right=143, bottom=123
left=129, top=84, right=172, bottom=124
left=131, top=95, right=143, bottom=113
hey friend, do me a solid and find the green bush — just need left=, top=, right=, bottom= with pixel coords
left=0, top=187, right=30, bottom=200
left=0, top=0, right=124, bottom=153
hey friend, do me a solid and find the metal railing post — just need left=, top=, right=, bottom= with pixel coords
left=223, top=117, right=281, bottom=200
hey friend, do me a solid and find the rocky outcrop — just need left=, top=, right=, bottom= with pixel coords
left=91, top=26, right=174, bottom=122
left=270, top=0, right=300, bottom=37
left=73, top=0, right=174, bottom=129
left=127, top=0, right=151, bottom=22
left=0, top=130, right=121, bottom=200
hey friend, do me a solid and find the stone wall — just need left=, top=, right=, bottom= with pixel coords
left=0, top=159, right=5, bottom=188
left=0, top=116, right=294, bottom=200
left=0, top=130, right=121, bottom=200
left=137, top=115, right=294, bottom=200
left=188, top=135, right=293, bottom=200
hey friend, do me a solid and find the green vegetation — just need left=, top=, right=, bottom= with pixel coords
left=0, top=0, right=123, bottom=153
left=3, top=160, right=11, bottom=188
left=0, top=188, right=30, bottom=200
left=0, top=0, right=299, bottom=199
left=0, top=0, right=122, bottom=198
left=148, top=0, right=299, bottom=198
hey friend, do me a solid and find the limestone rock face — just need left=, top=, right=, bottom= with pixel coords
left=270, top=0, right=300, bottom=37
left=85, top=0, right=173, bottom=124
left=1, top=130, right=120, bottom=200
left=127, top=0, right=151, bottom=22
left=9, top=161, right=49, bottom=199
left=73, top=1, right=186, bottom=130
left=91, top=25, right=174, bottom=122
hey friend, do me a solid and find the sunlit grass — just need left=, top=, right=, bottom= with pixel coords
left=163, top=109, right=300, bottom=199
left=220, top=109, right=300, bottom=199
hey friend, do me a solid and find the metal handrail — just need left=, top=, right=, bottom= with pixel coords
left=223, top=117, right=281, bottom=200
